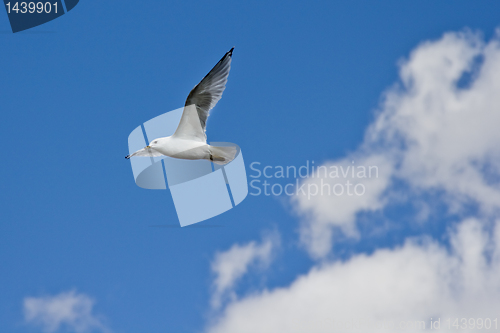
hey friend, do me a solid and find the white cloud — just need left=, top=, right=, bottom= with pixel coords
left=371, top=30, right=500, bottom=212
left=24, top=290, right=109, bottom=333
left=207, top=29, right=500, bottom=332
left=208, top=219, right=500, bottom=333
left=211, top=233, right=278, bottom=308
left=293, top=154, right=392, bottom=258
left=294, top=29, right=500, bottom=257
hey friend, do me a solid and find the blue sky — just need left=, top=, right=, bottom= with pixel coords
left=2, top=1, right=500, bottom=332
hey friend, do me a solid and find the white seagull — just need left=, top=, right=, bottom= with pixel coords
left=126, top=47, right=237, bottom=165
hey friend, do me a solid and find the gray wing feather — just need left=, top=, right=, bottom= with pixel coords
left=185, top=47, right=233, bottom=132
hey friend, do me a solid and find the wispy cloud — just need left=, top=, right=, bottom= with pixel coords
left=211, top=232, right=279, bottom=309
left=24, top=290, right=109, bottom=333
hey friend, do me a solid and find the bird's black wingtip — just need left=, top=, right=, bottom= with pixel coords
left=125, top=155, right=130, bottom=159
left=228, top=47, right=234, bottom=56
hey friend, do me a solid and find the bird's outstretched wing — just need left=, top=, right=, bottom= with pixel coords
left=173, top=47, right=234, bottom=142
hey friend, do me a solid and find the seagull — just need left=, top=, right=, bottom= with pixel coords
left=126, top=47, right=237, bottom=165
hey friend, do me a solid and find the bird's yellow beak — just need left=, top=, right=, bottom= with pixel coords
left=146, top=145, right=151, bottom=149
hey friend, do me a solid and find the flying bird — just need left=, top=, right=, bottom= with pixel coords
left=126, top=47, right=237, bottom=165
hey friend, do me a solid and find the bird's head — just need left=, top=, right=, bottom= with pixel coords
left=125, top=137, right=168, bottom=159
left=146, top=137, right=170, bottom=149
left=146, top=139, right=160, bottom=149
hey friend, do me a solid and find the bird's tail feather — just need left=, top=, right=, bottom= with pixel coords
left=210, top=146, right=237, bottom=165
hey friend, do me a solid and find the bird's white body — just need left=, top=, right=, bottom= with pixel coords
left=152, top=136, right=211, bottom=160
